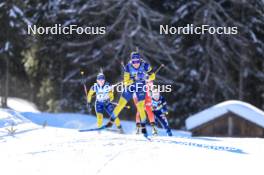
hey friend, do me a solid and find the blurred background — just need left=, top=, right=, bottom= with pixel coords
left=0, top=0, right=263, bottom=129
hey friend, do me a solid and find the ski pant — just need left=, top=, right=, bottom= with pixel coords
left=133, top=90, right=155, bottom=124
left=111, top=82, right=147, bottom=124
left=95, top=101, right=121, bottom=127
left=154, top=110, right=171, bottom=132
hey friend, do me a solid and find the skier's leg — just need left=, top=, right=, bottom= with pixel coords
left=111, top=90, right=132, bottom=118
left=96, top=113, right=103, bottom=128
left=136, top=90, right=147, bottom=122
left=136, top=100, right=146, bottom=123
left=145, top=94, right=157, bottom=135
left=105, top=102, right=121, bottom=127
left=95, top=102, right=104, bottom=127
left=133, top=95, right=141, bottom=134
left=146, top=106, right=155, bottom=123
left=136, top=90, right=148, bottom=136
left=155, top=112, right=166, bottom=128
left=145, top=90, right=154, bottom=121
left=133, top=95, right=141, bottom=124
left=106, top=90, right=132, bottom=128
left=156, top=112, right=172, bottom=136
left=161, top=115, right=172, bottom=136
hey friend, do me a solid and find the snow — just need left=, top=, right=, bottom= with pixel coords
left=4, top=41, right=10, bottom=51
left=0, top=97, right=40, bottom=113
left=0, top=2, right=4, bottom=8
left=1, top=109, right=264, bottom=175
left=0, top=109, right=31, bottom=127
left=21, top=112, right=190, bottom=137
left=185, top=100, right=264, bottom=130
left=1, top=99, right=264, bottom=175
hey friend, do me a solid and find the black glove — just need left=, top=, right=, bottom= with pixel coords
left=87, top=103, right=92, bottom=113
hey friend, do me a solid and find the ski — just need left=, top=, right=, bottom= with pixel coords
left=78, top=125, right=125, bottom=134
left=79, top=125, right=108, bottom=132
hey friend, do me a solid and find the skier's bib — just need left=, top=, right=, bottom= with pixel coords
left=93, top=83, right=111, bottom=102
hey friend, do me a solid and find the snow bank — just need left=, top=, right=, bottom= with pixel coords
left=0, top=108, right=31, bottom=127
left=185, top=100, right=264, bottom=130
left=21, top=112, right=190, bottom=137
left=0, top=97, right=40, bottom=113
left=22, top=112, right=96, bottom=129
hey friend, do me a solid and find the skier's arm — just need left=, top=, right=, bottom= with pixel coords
left=146, top=64, right=156, bottom=81
left=109, top=90, right=114, bottom=102
left=87, top=87, right=95, bottom=103
left=161, top=96, right=168, bottom=115
left=123, top=67, right=134, bottom=86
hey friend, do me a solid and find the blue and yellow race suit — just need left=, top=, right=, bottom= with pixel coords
left=110, top=60, right=155, bottom=126
left=152, top=95, right=172, bottom=135
left=87, top=82, right=121, bottom=127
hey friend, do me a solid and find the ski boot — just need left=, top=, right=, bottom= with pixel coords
left=105, top=120, right=113, bottom=128
left=141, top=123, right=148, bottom=137
left=136, top=123, right=141, bottom=135
left=167, top=129, right=173, bottom=136
left=117, top=125, right=125, bottom=134
left=151, top=123, right=158, bottom=136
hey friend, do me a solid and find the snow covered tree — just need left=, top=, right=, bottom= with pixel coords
left=1, top=0, right=263, bottom=129
left=0, top=0, right=31, bottom=107
left=158, top=0, right=264, bottom=127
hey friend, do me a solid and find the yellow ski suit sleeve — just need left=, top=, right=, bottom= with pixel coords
left=147, top=66, right=156, bottom=81
left=109, top=89, right=114, bottom=102
left=123, top=72, right=134, bottom=86
left=87, top=88, right=95, bottom=103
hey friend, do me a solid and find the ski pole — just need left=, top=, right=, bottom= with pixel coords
left=80, top=71, right=91, bottom=113
left=80, top=71, right=88, bottom=96
left=154, top=64, right=165, bottom=74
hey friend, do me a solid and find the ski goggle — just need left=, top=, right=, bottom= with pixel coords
left=132, top=60, right=140, bottom=64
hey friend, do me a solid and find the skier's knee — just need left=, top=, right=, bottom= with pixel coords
left=136, top=100, right=146, bottom=121
left=113, top=97, right=127, bottom=116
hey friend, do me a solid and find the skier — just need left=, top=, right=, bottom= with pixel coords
left=105, top=50, right=156, bottom=136
left=87, top=72, right=123, bottom=132
left=151, top=88, right=172, bottom=136
left=133, top=80, right=157, bottom=135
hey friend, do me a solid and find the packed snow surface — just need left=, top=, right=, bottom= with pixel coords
left=0, top=99, right=264, bottom=175
left=1, top=124, right=263, bottom=175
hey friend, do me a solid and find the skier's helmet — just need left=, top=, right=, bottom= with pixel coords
left=130, top=51, right=141, bottom=64
left=97, top=72, right=105, bottom=80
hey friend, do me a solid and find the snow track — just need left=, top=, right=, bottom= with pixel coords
left=1, top=109, right=264, bottom=175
